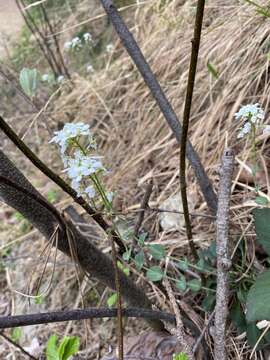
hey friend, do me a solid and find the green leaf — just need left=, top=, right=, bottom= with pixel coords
left=117, top=261, right=130, bottom=276
left=230, top=300, right=246, bottom=334
left=134, top=250, right=145, bottom=270
left=122, top=249, right=131, bottom=262
left=46, top=335, right=59, bottom=360
left=107, top=293, right=118, bottom=308
left=138, top=232, right=147, bottom=246
left=253, top=208, right=270, bottom=255
left=187, top=279, right=201, bottom=292
left=58, top=336, right=80, bottom=360
left=148, top=244, right=165, bottom=260
left=11, top=327, right=22, bottom=342
left=176, top=275, right=187, bottom=291
left=177, top=258, right=189, bottom=271
left=246, top=270, right=270, bottom=322
left=173, top=352, right=189, bottom=360
left=47, top=190, right=58, bottom=203
left=202, top=293, right=215, bottom=312
left=19, top=68, right=38, bottom=98
left=207, top=61, right=219, bottom=79
left=255, top=196, right=269, bottom=206
left=146, top=266, right=163, bottom=282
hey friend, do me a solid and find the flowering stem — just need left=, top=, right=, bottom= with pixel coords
left=0, top=115, right=126, bottom=253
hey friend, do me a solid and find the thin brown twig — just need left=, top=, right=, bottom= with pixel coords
left=111, top=234, right=124, bottom=360
left=133, top=180, right=153, bottom=243
left=180, top=0, right=206, bottom=261
left=192, top=310, right=215, bottom=353
left=0, top=331, right=38, bottom=360
left=214, top=148, right=235, bottom=360
left=0, top=115, right=126, bottom=253
left=163, top=279, right=194, bottom=359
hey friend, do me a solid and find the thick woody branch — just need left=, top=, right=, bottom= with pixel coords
left=214, top=148, right=234, bottom=360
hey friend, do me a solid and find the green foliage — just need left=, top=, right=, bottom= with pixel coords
left=255, top=196, right=269, bottom=206
left=207, top=61, right=219, bottom=79
left=47, top=190, right=59, bottom=203
left=253, top=208, right=270, bottom=255
left=246, top=270, right=270, bottom=322
left=146, top=266, right=163, bottom=282
left=173, top=352, right=189, bottom=360
left=46, top=335, right=80, bottom=360
left=107, top=293, right=118, bottom=308
left=134, top=250, right=145, bottom=270
left=186, top=279, right=201, bottom=292
left=19, top=68, right=39, bottom=99
left=148, top=244, right=165, bottom=260
left=176, top=274, right=187, bottom=291
left=11, top=327, right=22, bottom=342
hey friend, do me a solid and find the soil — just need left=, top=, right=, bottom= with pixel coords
left=0, top=0, right=24, bottom=57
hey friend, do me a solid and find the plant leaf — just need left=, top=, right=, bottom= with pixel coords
left=46, top=334, right=59, bottom=360
left=187, top=279, right=201, bottom=292
left=246, top=270, right=270, bottom=322
left=146, top=266, right=163, bottom=282
left=19, top=68, right=38, bottom=98
left=148, top=244, right=165, bottom=260
left=207, top=61, right=219, bottom=79
left=177, top=257, right=189, bottom=271
left=175, top=275, right=187, bottom=291
left=58, top=336, right=80, bottom=360
left=134, top=250, right=145, bottom=270
left=107, top=293, right=118, bottom=308
left=255, top=196, right=269, bottom=206
left=253, top=208, right=270, bottom=255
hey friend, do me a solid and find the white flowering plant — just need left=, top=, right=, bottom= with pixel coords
left=64, top=32, right=94, bottom=52
left=235, top=103, right=269, bottom=205
left=49, top=122, right=112, bottom=208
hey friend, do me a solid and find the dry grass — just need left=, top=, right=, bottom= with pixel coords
left=1, top=0, right=270, bottom=358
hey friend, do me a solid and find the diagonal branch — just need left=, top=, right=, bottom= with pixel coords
left=99, top=0, right=217, bottom=213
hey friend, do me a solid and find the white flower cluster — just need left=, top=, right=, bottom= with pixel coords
left=235, top=103, right=265, bottom=139
left=64, top=32, right=93, bottom=51
left=86, top=64, right=94, bottom=73
left=50, top=123, right=104, bottom=198
left=106, top=44, right=114, bottom=53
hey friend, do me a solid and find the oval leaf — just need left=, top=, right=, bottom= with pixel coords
left=246, top=270, right=270, bottom=322
left=19, top=68, right=38, bottom=98
left=146, top=266, right=163, bottom=282
left=187, top=279, right=201, bottom=292
left=148, top=244, right=165, bottom=260
left=107, top=293, right=117, bottom=308
left=176, top=275, right=187, bottom=291
left=253, top=208, right=270, bottom=256
left=134, top=250, right=145, bottom=270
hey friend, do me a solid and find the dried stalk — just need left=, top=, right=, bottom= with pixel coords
left=164, top=279, right=194, bottom=359
left=180, top=0, right=205, bottom=261
left=99, top=0, right=217, bottom=214
left=214, top=148, right=234, bottom=360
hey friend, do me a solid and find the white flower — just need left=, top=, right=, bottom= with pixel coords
left=263, top=125, right=270, bottom=135
left=83, top=32, right=92, bottom=43
left=86, top=64, right=94, bottom=73
left=85, top=185, right=95, bottom=198
left=65, top=150, right=105, bottom=182
left=235, top=103, right=265, bottom=124
left=106, top=44, right=114, bottom=53
left=57, top=75, right=65, bottom=84
left=257, top=320, right=270, bottom=330
left=42, top=74, right=49, bottom=82
left=49, top=122, right=90, bottom=154
left=237, top=121, right=252, bottom=139
left=71, top=37, right=82, bottom=49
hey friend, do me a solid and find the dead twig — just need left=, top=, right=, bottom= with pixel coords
left=133, top=180, right=153, bottom=242
left=214, top=148, right=235, bottom=360
left=0, top=331, right=38, bottom=360
left=99, top=0, right=217, bottom=214
left=180, top=0, right=206, bottom=261
left=163, top=279, right=194, bottom=359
